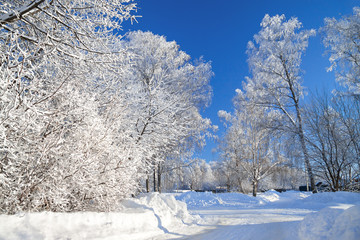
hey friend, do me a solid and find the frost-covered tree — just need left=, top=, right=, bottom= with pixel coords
left=212, top=157, right=249, bottom=193
left=0, top=36, right=141, bottom=213
left=122, top=31, right=214, bottom=193
left=269, top=163, right=305, bottom=190
left=0, top=0, right=137, bottom=117
left=0, top=0, right=138, bottom=213
left=322, top=7, right=360, bottom=98
left=219, top=91, right=283, bottom=197
left=187, top=159, right=215, bottom=191
left=244, top=14, right=317, bottom=192
left=0, top=0, right=136, bottom=58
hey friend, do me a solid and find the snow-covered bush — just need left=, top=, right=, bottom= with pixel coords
left=0, top=1, right=141, bottom=213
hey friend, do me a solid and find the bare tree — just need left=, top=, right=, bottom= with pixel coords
left=305, top=92, right=360, bottom=191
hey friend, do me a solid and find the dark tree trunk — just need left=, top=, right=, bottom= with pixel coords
left=153, top=166, right=157, bottom=192
left=146, top=175, right=150, bottom=193
left=157, top=163, right=162, bottom=193
left=252, top=181, right=258, bottom=197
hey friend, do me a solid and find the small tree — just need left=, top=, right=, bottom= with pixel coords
left=219, top=93, right=282, bottom=197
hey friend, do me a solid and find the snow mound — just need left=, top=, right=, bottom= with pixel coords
left=298, top=205, right=360, bottom=240
left=0, top=193, right=200, bottom=240
left=265, top=190, right=311, bottom=201
left=302, top=191, right=360, bottom=204
left=298, top=191, right=360, bottom=210
left=257, top=190, right=281, bottom=203
left=278, top=190, right=312, bottom=200
left=255, top=190, right=312, bottom=208
left=176, top=191, right=260, bottom=209
left=134, top=193, right=201, bottom=230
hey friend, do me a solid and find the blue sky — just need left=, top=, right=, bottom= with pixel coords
left=123, top=0, right=359, bottom=161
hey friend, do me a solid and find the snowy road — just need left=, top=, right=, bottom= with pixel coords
left=174, top=191, right=360, bottom=240
left=181, top=208, right=313, bottom=240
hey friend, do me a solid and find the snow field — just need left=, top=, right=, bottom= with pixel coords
left=0, top=191, right=360, bottom=240
left=179, top=190, right=360, bottom=240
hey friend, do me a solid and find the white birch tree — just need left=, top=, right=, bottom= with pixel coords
left=244, top=14, right=317, bottom=192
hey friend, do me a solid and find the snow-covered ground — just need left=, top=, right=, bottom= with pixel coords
left=1, top=190, right=359, bottom=240
left=178, top=191, right=360, bottom=240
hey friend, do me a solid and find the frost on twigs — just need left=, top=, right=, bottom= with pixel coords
left=0, top=1, right=213, bottom=213
left=322, top=7, right=360, bottom=97
left=218, top=14, right=317, bottom=196
left=0, top=0, right=141, bottom=213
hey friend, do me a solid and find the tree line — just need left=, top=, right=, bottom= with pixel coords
left=0, top=0, right=214, bottom=214
left=218, top=9, right=360, bottom=196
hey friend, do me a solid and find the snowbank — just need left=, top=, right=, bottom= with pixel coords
left=298, top=191, right=360, bottom=209
left=133, top=193, right=202, bottom=231
left=175, top=190, right=312, bottom=209
left=177, top=191, right=360, bottom=240
left=0, top=211, right=162, bottom=240
left=298, top=205, right=360, bottom=240
left=0, top=193, right=200, bottom=240
left=258, top=189, right=311, bottom=204
left=176, top=191, right=259, bottom=209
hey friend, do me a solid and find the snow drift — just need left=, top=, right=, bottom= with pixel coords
left=176, top=191, right=260, bottom=209
left=0, top=193, right=201, bottom=240
left=175, top=190, right=312, bottom=209
left=298, top=205, right=360, bottom=240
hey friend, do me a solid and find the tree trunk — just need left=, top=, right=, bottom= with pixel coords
left=282, top=55, right=317, bottom=194
left=252, top=180, right=258, bottom=197
left=146, top=175, right=150, bottom=193
left=153, top=166, right=157, bottom=192
left=157, top=163, right=161, bottom=193
left=296, top=106, right=317, bottom=193
left=238, top=178, right=244, bottom=193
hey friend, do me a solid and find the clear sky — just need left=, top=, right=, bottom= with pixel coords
left=122, top=0, right=359, bottom=162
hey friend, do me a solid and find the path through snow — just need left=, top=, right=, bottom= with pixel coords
left=182, top=208, right=312, bottom=239
left=176, top=190, right=360, bottom=240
